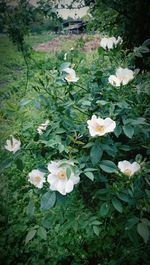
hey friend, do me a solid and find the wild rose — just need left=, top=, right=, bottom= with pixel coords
left=118, top=160, right=140, bottom=177
left=4, top=135, right=21, bottom=153
left=37, top=119, right=49, bottom=135
left=87, top=115, right=116, bottom=137
left=47, top=160, right=80, bottom=195
left=28, top=169, right=46, bottom=189
left=108, top=67, right=134, bottom=86
left=63, top=67, right=79, bottom=83
left=100, top=36, right=122, bottom=50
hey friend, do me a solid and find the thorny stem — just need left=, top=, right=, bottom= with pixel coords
left=73, top=83, right=88, bottom=92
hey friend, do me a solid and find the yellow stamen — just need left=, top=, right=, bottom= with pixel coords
left=124, top=169, right=132, bottom=177
left=66, top=74, right=73, bottom=81
left=95, top=124, right=105, bottom=133
left=34, top=175, right=41, bottom=183
left=58, top=170, right=66, bottom=179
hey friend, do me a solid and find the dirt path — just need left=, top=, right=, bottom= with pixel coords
left=33, top=34, right=101, bottom=53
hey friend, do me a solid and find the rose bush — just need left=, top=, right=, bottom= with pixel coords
left=1, top=34, right=150, bottom=264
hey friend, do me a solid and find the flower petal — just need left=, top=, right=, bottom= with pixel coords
left=48, top=161, right=60, bottom=173
left=56, top=180, right=67, bottom=195
left=104, top=118, right=116, bottom=133
left=131, top=162, right=140, bottom=174
left=65, top=179, right=74, bottom=193
left=108, top=75, right=121, bottom=87
left=118, top=160, right=132, bottom=172
left=70, top=175, right=80, bottom=185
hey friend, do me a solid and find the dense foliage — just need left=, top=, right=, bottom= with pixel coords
left=1, top=33, right=150, bottom=264
left=0, top=1, right=150, bottom=264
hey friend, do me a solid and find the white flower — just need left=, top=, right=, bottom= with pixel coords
left=64, top=53, right=67, bottom=60
left=100, top=36, right=122, bottom=50
left=63, top=67, right=79, bottom=83
left=108, top=67, right=134, bottom=87
left=4, top=135, right=21, bottom=153
left=37, top=119, right=49, bottom=135
left=47, top=161, right=80, bottom=195
left=118, top=160, right=140, bottom=177
left=70, top=47, right=74, bottom=51
left=28, top=169, right=46, bottom=189
left=87, top=115, right=116, bottom=137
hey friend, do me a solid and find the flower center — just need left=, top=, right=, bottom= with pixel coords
left=66, top=74, right=73, bottom=81
left=58, top=170, right=66, bottom=179
left=34, top=175, right=41, bottom=183
left=124, top=169, right=132, bottom=177
left=95, top=124, right=105, bottom=133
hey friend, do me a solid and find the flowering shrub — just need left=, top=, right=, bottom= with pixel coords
left=4, top=135, right=21, bottom=153
left=1, top=34, right=150, bottom=264
left=108, top=67, right=134, bottom=86
left=100, top=36, right=122, bottom=50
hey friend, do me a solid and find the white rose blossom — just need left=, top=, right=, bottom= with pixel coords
left=28, top=169, right=46, bottom=189
left=47, top=161, right=80, bottom=195
left=37, top=119, right=49, bottom=135
left=4, top=135, right=21, bottom=153
left=108, top=67, right=134, bottom=87
left=118, top=160, right=140, bottom=177
left=63, top=67, right=79, bottom=83
left=100, top=36, right=122, bottom=50
left=87, top=115, right=116, bottom=137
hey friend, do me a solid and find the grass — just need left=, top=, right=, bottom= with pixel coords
left=25, top=32, right=56, bottom=46
left=0, top=32, right=56, bottom=91
left=0, top=31, right=97, bottom=143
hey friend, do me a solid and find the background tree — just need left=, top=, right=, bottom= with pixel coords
left=84, top=0, right=150, bottom=49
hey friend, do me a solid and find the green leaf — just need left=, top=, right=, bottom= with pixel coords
left=112, top=198, right=123, bottom=213
left=41, top=191, right=56, bottom=211
left=0, top=158, right=12, bottom=172
left=98, top=189, right=108, bottom=194
left=90, top=143, right=103, bottom=165
left=26, top=200, right=35, bottom=218
left=15, top=158, right=23, bottom=171
left=100, top=160, right=117, bottom=173
left=84, top=171, right=94, bottom=181
left=139, top=46, right=150, bottom=53
left=98, top=47, right=104, bottom=55
left=92, top=220, right=102, bottom=225
left=84, top=168, right=98, bottom=172
left=93, top=226, right=100, bottom=236
left=125, top=217, right=139, bottom=230
left=117, top=193, right=131, bottom=202
left=114, top=125, right=122, bottom=137
left=25, top=230, right=36, bottom=245
left=141, top=218, right=150, bottom=228
left=83, top=142, right=94, bottom=149
left=123, top=125, right=134, bottom=139
left=60, top=62, right=71, bottom=71
left=142, top=38, right=150, bottom=46
left=20, top=98, right=31, bottom=107
left=42, top=217, right=53, bottom=229
left=100, top=202, right=109, bottom=217
left=145, top=189, right=150, bottom=198
left=37, top=227, right=47, bottom=240
left=55, top=128, right=66, bottom=134
left=66, top=167, right=72, bottom=179
left=137, top=223, right=149, bottom=244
